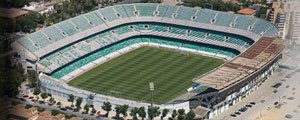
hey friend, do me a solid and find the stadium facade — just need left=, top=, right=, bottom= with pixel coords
left=12, top=3, right=284, bottom=119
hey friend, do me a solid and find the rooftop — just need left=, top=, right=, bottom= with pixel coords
left=193, top=37, right=285, bottom=90
left=237, top=8, right=257, bottom=15
left=0, top=7, right=28, bottom=18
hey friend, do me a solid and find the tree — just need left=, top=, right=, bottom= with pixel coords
left=148, top=106, right=161, bottom=120
left=177, top=109, right=185, bottom=120
left=84, top=104, right=90, bottom=114
left=75, top=97, right=83, bottom=109
left=25, top=104, right=32, bottom=109
left=91, top=108, right=97, bottom=115
left=185, top=110, right=195, bottom=120
left=171, top=109, right=177, bottom=119
left=57, top=102, right=62, bottom=108
left=49, top=97, right=55, bottom=104
left=33, top=88, right=41, bottom=100
left=114, top=104, right=129, bottom=119
left=138, top=107, right=146, bottom=120
left=101, top=101, right=112, bottom=117
left=114, top=105, right=122, bottom=119
left=130, top=107, right=139, bottom=120
left=161, top=109, right=169, bottom=120
left=68, top=94, right=75, bottom=106
left=120, top=104, right=129, bottom=118
left=7, top=0, right=30, bottom=8
left=18, top=12, right=38, bottom=32
left=40, top=93, right=48, bottom=101
left=51, top=109, right=60, bottom=116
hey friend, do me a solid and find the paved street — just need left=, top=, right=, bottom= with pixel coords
left=213, top=55, right=300, bottom=120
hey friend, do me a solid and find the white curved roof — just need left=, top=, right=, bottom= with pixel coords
left=12, top=3, right=278, bottom=60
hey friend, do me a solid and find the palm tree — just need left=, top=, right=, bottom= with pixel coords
left=138, top=107, right=146, bottom=120
left=148, top=106, right=161, bottom=120
left=75, top=97, right=83, bottom=109
left=161, top=109, right=169, bottom=120
left=57, top=101, right=61, bottom=108
left=115, top=105, right=122, bottom=119
left=91, top=107, right=97, bottom=115
left=177, top=109, right=185, bottom=120
left=40, top=93, right=48, bottom=102
left=49, top=97, right=55, bottom=105
left=171, top=109, right=177, bottom=120
left=68, top=94, right=75, bottom=106
left=33, top=88, right=40, bottom=101
left=84, top=104, right=90, bottom=114
left=120, top=104, right=129, bottom=118
left=185, top=110, right=195, bottom=120
left=130, top=107, right=139, bottom=120
left=101, top=101, right=112, bottom=117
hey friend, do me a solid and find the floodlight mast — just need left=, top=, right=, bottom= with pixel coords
left=149, top=82, right=154, bottom=109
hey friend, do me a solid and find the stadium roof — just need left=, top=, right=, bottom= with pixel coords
left=193, top=37, right=285, bottom=90
left=12, top=3, right=278, bottom=61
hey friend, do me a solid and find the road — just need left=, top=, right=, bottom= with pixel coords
left=213, top=63, right=300, bottom=120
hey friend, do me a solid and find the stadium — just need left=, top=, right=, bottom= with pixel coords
left=12, top=3, right=284, bottom=119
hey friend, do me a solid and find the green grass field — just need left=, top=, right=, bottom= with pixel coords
left=68, top=46, right=224, bottom=104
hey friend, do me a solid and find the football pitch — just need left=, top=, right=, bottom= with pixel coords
left=68, top=46, right=224, bottom=104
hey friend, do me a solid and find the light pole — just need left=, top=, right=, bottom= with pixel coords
left=149, top=82, right=154, bottom=108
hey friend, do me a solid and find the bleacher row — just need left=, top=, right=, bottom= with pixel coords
left=49, top=36, right=238, bottom=79
left=17, top=3, right=278, bottom=54
left=39, top=22, right=251, bottom=73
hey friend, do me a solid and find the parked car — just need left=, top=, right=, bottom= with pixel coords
left=272, top=82, right=282, bottom=88
left=19, top=98, right=26, bottom=101
left=250, top=102, right=256, bottom=105
left=230, top=114, right=237, bottom=117
left=239, top=107, right=247, bottom=112
left=246, top=104, right=252, bottom=108
left=66, top=106, right=73, bottom=110
left=235, top=111, right=241, bottom=115
left=60, top=107, right=67, bottom=111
